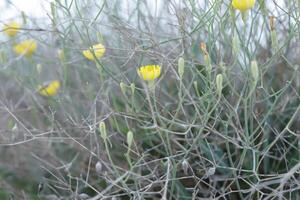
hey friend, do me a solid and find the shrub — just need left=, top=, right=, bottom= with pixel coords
left=0, top=0, right=299, bottom=199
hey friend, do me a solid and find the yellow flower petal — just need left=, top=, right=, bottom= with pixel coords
left=13, top=39, right=37, bottom=57
left=3, top=22, right=21, bottom=37
left=232, top=0, right=256, bottom=11
left=137, top=65, right=161, bottom=81
left=38, top=80, right=61, bottom=97
left=82, top=43, right=105, bottom=61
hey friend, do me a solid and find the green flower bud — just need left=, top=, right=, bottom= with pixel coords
left=57, top=49, right=65, bottom=62
left=193, top=81, right=197, bottom=90
left=200, top=42, right=212, bottom=74
left=120, top=81, right=126, bottom=95
left=95, top=161, right=102, bottom=173
left=207, top=167, right=216, bottom=176
left=216, top=74, right=223, bottom=97
left=250, top=60, right=259, bottom=84
left=99, top=121, right=107, bottom=141
left=178, top=57, right=185, bottom=79
left=12, top=124, right=18, bottom=132
left=36, top=63, right=42, bottom=74
left=204, top=167, right=216, bottom=178
left=193, top=81, right=198, bottom=94
left=204, top=55, right=212, bottom=74
left=182, top=159, right=189, bottom=175
left=130, top=83, right=135, bottom=95
left=127, top=131, right=134, bottom=151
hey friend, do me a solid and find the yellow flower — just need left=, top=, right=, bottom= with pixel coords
left=137, top=65, right=161, bottom=81
left=3, top=22, right=21, bottom=37
left=57, top=49, right=65, bottom=61
left=82, top=43, right=105, bottom=61
left=38, top=80, right=61, bottom=97
left=232, top=0, right=256, bottom=11
left=13, top=39, right=37, bottom=57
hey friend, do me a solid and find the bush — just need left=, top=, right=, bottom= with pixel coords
left=0, top=0, right=300, bottom=199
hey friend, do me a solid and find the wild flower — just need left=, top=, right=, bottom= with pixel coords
left=3, top=22, right=21, bottom=37
left=232, top=0, right=256, bottom=11
left=13, top=39, right=37, bottom=57
left=137, top=65, right=161, bottom=81
left=82, top=43, right=105, bottom=61
left=38, top=80, right=61, bottom=97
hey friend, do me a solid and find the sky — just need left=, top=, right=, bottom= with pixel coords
left=0, top=0, right=287, bottom=23
left=0, top=0, right=51, bottom=20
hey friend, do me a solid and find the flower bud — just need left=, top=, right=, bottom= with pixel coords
left=99, top=121, right=107, bottom=141
left=193, top=81, right=200, bottom=96
left=193, top=81, right=198, bottom=91
left=182, top=159, right=189, bottom=175
left=130, top=83, right=135, bottom=95
left=269, top=16, right=275, bottom=31
left=95, top=161, right=102, bottom=173
left=200, top=42, right=208, bottom=55
left=57, top=49, right=65, bottom=61
left=269, top=16, right=278, bottom=52
left=250, top=60, right=259, bottom=83
left=204, top=167, right=216, bottom=178
left=216, top=74, right=223, bottom=96
left=200, top=42, right=212, bottom=74
left=120, top=81, right=126, bottom=96
left=36, top=63, right=42, bottom=74
left=204, top=55, right=212, bottom=74
left=127, top=131, right=134, bottom=151
left=12, top=123, right=18, bottom=132
left=207, top=167, right=216, bottom=176
left=178, top=57, right=185, bottom=79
